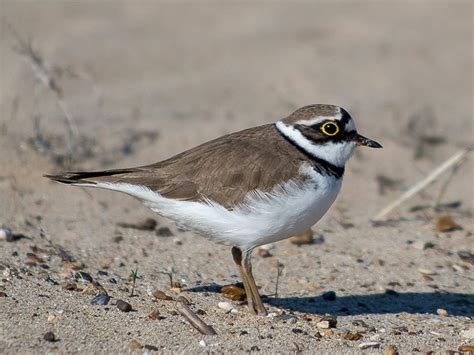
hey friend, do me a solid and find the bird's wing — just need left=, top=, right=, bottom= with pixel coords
left=45, top=124, right=305, bottom=209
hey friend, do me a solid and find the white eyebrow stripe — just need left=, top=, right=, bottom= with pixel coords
left=296, top=113, right=342, bottom=126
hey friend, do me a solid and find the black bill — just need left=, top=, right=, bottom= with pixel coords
left=353, top=133, right=383, bottom=148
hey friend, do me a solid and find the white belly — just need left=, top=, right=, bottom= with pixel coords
left=88, top=167, right=342, bottom=252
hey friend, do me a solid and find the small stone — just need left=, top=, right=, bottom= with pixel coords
left=199, top=340, right=207, bottom=347
left=47, top=314, right=57, bottom=322
left=220, top=284, right=246, bottom=301
left=436, top=215, right=461, bottom=232
left=417, top=268, right=437, bottom=276
left=0, top=228, right=12, bottom=241
left=173, top=238, right=182, bottom=245
left=343, top=332, right=362, bottom=341
left=156, top=227, right=173, bottom=237
left=318, top=329, right=334, bottom=337
left=458, top=345, right=474, bottom=352
left=127, top=340, right=142, bottom=351
left=436, top=308, right=448, bottom=317
left=91, top=294, right=110, bottom=305
left=287, top=317, right=297, bottom=324
left=0, top=291, right=7, bottom=297
left=322, top=291, right=336, bottom=301
left=289, top=229, right=314, bottom=245
left=460, top=328, right=474, bottom=339
left=230, top=308, right=239, bottom=314
left=359, top=342, right=380, bottom=349
left=352, top=319, right=370, bottom=328
left=43, top=331, right=57, bottom=342
left=152, top=290, right=173, bottom=301
left=316, top=321, right=331, bottom=329
left=218, top=301, right=233, bottom=312
left=26, top=253, right=44, bottom=264
left=412, top=241, right=435, bottom=250
left=75, top=271, right=93, bottom=283
left=62, top=262, right=82, bottom=270
left=257, top=248, right=272, bottom=258
left=116, top=299, right=132, bottom=312
left=458, top=251, right=474, bottom=265
left=384, top=345, right=399, bottom=355
left=62, top=282, right=78, bottom=291
left=144, top=344, right=159, bottom=351
left=147, top=309, right=161, bottom=320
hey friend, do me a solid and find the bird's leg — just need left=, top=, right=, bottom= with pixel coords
left=231, top=246, right=256, bottom=314
left=242, top=250, right=267, bottom=315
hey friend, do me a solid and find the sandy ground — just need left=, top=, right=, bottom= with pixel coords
left=1, top=1, right=473, bottom=353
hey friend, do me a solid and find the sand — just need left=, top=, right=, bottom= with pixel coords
left=1, top=1, right=473, bottom=353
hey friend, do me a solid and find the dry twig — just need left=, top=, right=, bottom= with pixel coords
left=372, top=147, right=473, bottom=222
left=175, top=297, right=217, bottom=335
left=4, top=21, right=78, bottom=160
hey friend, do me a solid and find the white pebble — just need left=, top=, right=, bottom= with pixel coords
left=218, top=302, right=233, bottom=312
left=199, top=340, right=207, bottom=347
left=316, top=320, right=330, bottom=329
left=266, top=312, right=278, bottom=318
left=230, top=308, right=239, bottom=314
left=0, top=228, right=12, bottom=241
left=359, top=342, right=380, bottom=349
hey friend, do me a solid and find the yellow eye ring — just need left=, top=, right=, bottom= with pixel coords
left=321, top=122, right=340, bottom=136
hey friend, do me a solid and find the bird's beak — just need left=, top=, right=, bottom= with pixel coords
left=353, top=133, right=383, bottom=148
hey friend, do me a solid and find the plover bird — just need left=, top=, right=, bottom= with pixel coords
left=46, top=104, right=381, bottom=315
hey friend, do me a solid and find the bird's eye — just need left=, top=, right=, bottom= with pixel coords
left=320, top=122, right=339, bottom=136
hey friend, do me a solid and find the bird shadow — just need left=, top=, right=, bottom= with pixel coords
left=263, top=292, right=474, bottom=316
left=186, top=285, right=473, bottom=316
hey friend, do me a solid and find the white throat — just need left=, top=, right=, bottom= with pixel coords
left=275, top=121, right=356, bottom=168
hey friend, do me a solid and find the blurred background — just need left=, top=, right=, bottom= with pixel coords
left=0, top=2, right=473, bottom=352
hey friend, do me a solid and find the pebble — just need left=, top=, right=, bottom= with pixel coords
left=0, top=228, right=12, bottom=241
left=460, top=328, right=474, bottom=339
left=127, top=340, right=142, bottom=351
left=257, top=248, right=272, bottom=258
left=199, top=340, right=207, bottom=347
left=47, top=314, right=57, bottom=322
left=318, top=329, right=334, bottom=337
left=343, top=332, right=362, bottom=341
left=62, top=262, right=82, bottom=270
left=412, top=241, right=435, bottom=250
left=152, top=290, right=173, bottom=301
left=322, top=291, right=337, bottom=301
left=220, top=284, right=246, bottom=301
left=148, top=309, right=161, bottom=320
left=0, top=291, right=7, bottom=297
left=458, top=251, right=474, bottom=265
left=156, top=227, right=173, bottom=237
left=173, top=238, right=183, bottom=245
left=384, top=345, right=399, bottom=355
left=75, top=271, right=93, bottom=283
left=417, top=268, right=437, bottom=276
left=62, top=282, right=78, bottom=291
left=91, top=294, right=110, bottom=305
left=218, top=301, right=233, bottom=312
left=289, top=229, right=314, bottom=245
left=436, top=308, right=448, bottom=316
left=436, top=215, right=461, bottom=232
left=316, top=315, right=337, bottom=329
left=116, top=299, right=132, bottom=312
left=287, top=317, right=297, bottom=324
left=43, top=331, right=57, bottom=342
left=359, top=342, right=380, bottom=349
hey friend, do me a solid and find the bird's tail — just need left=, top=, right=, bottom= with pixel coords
left=44, top=168, right=139, bottom=186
